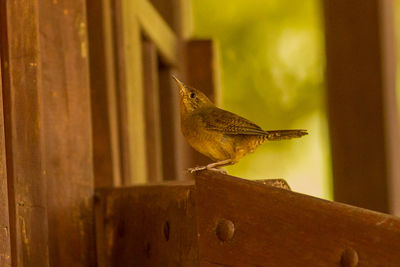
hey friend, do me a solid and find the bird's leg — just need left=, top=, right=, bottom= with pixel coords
left=187, top=159, right=233, bottom=174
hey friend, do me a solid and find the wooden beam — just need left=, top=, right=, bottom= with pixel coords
left=135, top=0, right=179, bottom=66
left=37, top=1, right=96, bottom=265
left=114, top=0, right=148, bottom=184
left=87, top=0, right=122, bottom=187
left=95, top=182, right=197, bottom=266
left=0, top=55, right=11, bottom=267
left=0, top=1, right=50, bottom=265
left=195, top=172, right=400, bottom=266
left=142, top=41, right=163, bottom=182
left=323, top=0, right=399, bottom=214
left=158, top=67, right=184, bottom=181
left=95, top=172, right=400, bottom=266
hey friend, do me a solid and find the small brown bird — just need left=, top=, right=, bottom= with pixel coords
left=173, top=76, right=308, bottom=174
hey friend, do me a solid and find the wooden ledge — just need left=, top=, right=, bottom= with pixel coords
left=95, top=171, right=400, bottom=266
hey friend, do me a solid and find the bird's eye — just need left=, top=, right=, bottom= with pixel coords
left=190, top=92, right=196, bottom=99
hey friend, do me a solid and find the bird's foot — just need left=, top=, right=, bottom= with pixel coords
left=186, top=165, right=228, bottom=175
left=186, top=166, right=207, bottom=173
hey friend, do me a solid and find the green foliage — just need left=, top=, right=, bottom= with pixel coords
left=192, top=0, right=332, bottom=198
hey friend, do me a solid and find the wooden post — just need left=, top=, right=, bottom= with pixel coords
left=1, top=0, right=96, bottom=265
left=114, top=0, right=148, bottom=184
left=0, top=1, right=50, bottom=265
left=87, top=0, right=122, bottom=187
left=95, top=183, right=197, bottom=266
left=142, top=41, right=164, bottom=182
left=38, top=1, right=96, bottom=265
left=323, top=0, right=400, bottom=214
left=0, top=55, right=11, bottom=267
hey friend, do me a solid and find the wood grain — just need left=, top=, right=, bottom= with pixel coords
left=142, top=41, right=164, bottom=182
left=38, top=0, right=96, bottom=265
left=195, top=171, right=400, bottom=266
left=158, top=67, right=184, bottom=181
left=0, top=54, right=11, bottom=267
left=136, top=0, right=178, bottom=66
left=115, top=0, right=148, bottom=184
left=0, top=1, right=50, bottom=265
left=95, top=183, right=197, bottom=266
left=87, top=0, right=122, bottom=187
left=323, top=0, right=400, bottom=214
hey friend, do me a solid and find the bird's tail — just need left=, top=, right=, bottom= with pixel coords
left=264, top=130, right=308, bottom=141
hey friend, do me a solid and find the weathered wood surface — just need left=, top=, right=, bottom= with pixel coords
left=95, top=182, right=197, bottom=266
left=158, top=67, right=184, bottom=181
left=87, top=0, right=122, bottom=187
left=323, top=0, right=400, bottom=214
left=1, top=0, right=96, bottom=265
left=114, top=0, right=148, bottom=184
left=0, top=55, right=11, bottom=267
left=196, top=171, right=400, bottom=266
left=136, top=0, right=178, bottom=66
left=142, top=41, right=164, bottom=182
left=38, top=1, right=96, bottom=265
left=0, top=1, right=50, bottom=265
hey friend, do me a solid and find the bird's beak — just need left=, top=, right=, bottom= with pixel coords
left=172, top=75, right=185, bottom=96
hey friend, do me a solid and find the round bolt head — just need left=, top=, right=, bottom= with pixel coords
left=341, top=248, right=359, bottom=267
left=216, top=219, right=235, bottom=241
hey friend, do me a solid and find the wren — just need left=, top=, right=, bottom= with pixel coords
left=173, top=76, right=308, bottom=174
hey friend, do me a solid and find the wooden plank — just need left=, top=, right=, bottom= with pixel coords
left=142, top=41, right=163, bottom=182
left=379, top=0, right=400, bottom=215
left=323, top=0, right=400, bottom=213
left=0, top=55, right=11, bottom=267
left=184, top=40, right=220, bottom=170
left=113, top=0, right=148, bottom=184
left=135, top=0, right=178, bottom=66
left=195, top=171, right=400, bottom=266
left=37, top=1, right=97, bottom=265
left=95, top=183, right=197, bottom=266
left=0, top=1, right=50, bottom=266
left=158, top=67, right=184, bottom=181
left=87, top=0, right=122, bottom=187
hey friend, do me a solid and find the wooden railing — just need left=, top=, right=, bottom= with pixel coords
left=95, top=171, right=400, bottom=266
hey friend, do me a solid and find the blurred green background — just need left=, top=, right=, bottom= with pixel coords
left=191, top=0, right=332, bottom=199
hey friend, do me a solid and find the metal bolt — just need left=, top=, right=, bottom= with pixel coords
left=341, top=248, right=359, bottom=267
left=216, top=219, right=235, bottom=241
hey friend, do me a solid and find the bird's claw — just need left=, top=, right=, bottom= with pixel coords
left=187, top=166, right=207, bottom=173
left=186, top=166, right=228, bottom=175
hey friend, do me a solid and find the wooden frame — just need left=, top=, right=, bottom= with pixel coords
left=95, top=172, right=400, bottom=266
left=0, top=0, right=95, bottom=265
left=323, top=0, right=400, bottom=214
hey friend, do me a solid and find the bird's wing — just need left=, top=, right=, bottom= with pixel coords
left=200, top=107, right=267, bottom=135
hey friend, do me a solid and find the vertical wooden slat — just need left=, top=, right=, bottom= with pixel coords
left=0, top=1, right=50, bottom=265
left=114, top=0, right=147, bottom=184
left=323, top=0, right=399, bottom=214
left=0, top=56, right=11, bottom=267
left=87, top=0, right=122, bottom=187
left=185, top=40, right=219, bottom=169
left=142, top=41, right=163, bottom=182
left=158, top=67, right=184, bottom=181
left=151, top=0, right=186, bottom=181
left=37, top=1, right=97, bottom=265
left=379, top=0, right=400, bottom=215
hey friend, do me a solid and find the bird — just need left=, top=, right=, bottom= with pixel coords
left=172, top=76, right=308, bottom=174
